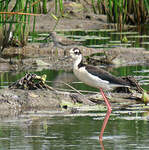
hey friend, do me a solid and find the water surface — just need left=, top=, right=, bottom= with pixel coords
left=0, top=111, right=149, bottom=150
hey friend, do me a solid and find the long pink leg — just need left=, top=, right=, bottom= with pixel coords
left=99, top=110, right=111, bottom=142
left=100, top=88, right=112, bottom=112
left=99, top=88, right=112, bottom=142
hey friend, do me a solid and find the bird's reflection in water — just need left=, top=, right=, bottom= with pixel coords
left=99, top=109, right=111, bottom=150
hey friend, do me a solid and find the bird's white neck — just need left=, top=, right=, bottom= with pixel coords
left=73, top=55, right=83, bottom=69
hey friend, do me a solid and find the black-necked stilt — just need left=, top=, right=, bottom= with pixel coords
left=69, top=47, right=134, bottom=142
left=69, top=47, right=131, bottom=111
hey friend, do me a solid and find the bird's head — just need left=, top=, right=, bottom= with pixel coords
left=69, top=47, right=82, bottom=61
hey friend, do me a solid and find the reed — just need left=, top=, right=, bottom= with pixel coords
left=0, top=0, right=65, bottom=54
left=92, top=0, right=97, bottom=14
left=0, top=0, right=42, bottom=54
left=54, top=0, right=64, bottom=16
left=59, top=0, right=64, bottom=16
left=93, top=0, right=149, bottom=29
left=97, top=0, right=101, bottom=14
left=43, top=0, right=47, bottom=14
left=55, top=0, right=58, bottom=14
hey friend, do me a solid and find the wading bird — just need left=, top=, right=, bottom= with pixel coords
left=50, top=32, right=81, bottom=55
left=69, top=47, right=131, bottom=140
left=50, top=32, right=80, bottom=48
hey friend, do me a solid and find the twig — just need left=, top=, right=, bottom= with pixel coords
left=60, top=81, right=91, bottom=101
left=46, top=80, right=99, bottom=94
left=0, top=12, right=40, bottom=16
left=56, top=81, right=84, bottom=96
left=44, top=84, right=57, bottom=92
left=54, top=87, right=99, bottom=94
left=46, top=80, right=90, bottom=100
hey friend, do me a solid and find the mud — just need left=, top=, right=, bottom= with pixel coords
left=0, top=87, right=144, bottom=118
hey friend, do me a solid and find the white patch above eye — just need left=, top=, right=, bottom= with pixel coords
left=74, top=50, right=81, bottom=56
left=74, top=49, right=80, bottom=53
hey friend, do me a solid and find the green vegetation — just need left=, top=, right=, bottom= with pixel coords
left=94, top=0, right=149, bottom=29
left=55, top=0, right=64, bottom=16
left=0, top=0, right=41, bottom=54
left=0, top=0, right=65, bottom=54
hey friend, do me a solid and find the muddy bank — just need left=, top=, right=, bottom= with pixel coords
left=30, top=1, right=108, bottom=32
left=0, top=85, right=144, bottom=118
left=2, top=44, right=149, bottom=72
left=29, top=0, right=135, bottom=32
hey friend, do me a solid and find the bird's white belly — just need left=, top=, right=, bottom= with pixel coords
left=74, top=67, right=112, bottom=91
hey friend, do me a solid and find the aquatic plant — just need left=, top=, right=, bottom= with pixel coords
left=94, top=0, right=149, bottom=29
left=0, top=0, right=43, bottom=54
left=55, top=0, right=64, bottom=16
left=0, top=0, right=65, bottom=54
left=43, top=0, right=48, bottom=14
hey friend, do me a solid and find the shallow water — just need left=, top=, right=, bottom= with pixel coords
left=30, top=24, right=149, bottom=50
left=1, top=65, right=149, bottom=91
left=0, top=111, right=149, bottom=150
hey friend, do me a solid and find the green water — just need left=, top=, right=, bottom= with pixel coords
left=0, top=112, right=149, bottom=150
left=30, top=24, right=149, bottom=50
left=1, top=65, right=149, bottom=91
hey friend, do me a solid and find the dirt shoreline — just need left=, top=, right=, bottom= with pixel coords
left=0, top=87, right=143, bottom=118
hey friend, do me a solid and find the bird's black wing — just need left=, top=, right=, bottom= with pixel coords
left=85, top=65, right=129, bottom=85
